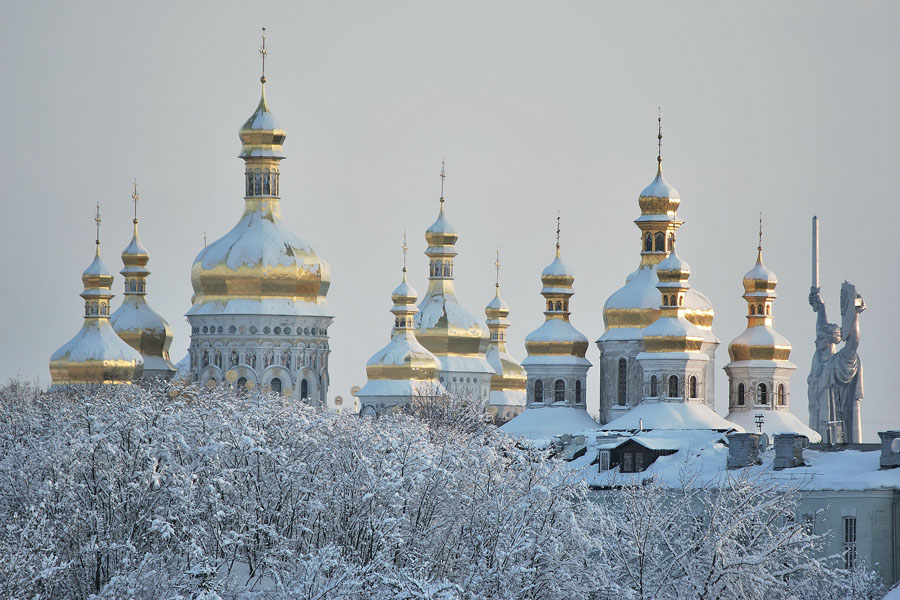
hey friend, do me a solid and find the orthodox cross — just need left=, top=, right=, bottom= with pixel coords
left=260, top=27, right=268, bottom=82
left=94, top=203, right=102, bottom=250
left=657, top=107, right=663, bottom=165
left=402, top=230, right=408, bottom=273
left=495, top=248, right=501, bottom=289
left=439, top=157, right=446, bottom=204
left=132, top=180, right=140, bottom=223
left=758, top=212, right=763, bottom=253
left=555, top=211, right=561, bottom=256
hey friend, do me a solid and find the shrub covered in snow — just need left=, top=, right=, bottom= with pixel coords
left=0, top=381, right=885, bottom=599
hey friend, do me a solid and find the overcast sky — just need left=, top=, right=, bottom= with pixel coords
left=2, top=1, right=897, bottom=440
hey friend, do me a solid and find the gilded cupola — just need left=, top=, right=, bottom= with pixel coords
left=727, top=227, right=792, bottom=362
left=357, top=235, right=446, bottom=410
left=641, top=242, right=709, bottom=354
left=601, top=119, right=714, bottom=338
left=110, top=183, right=175, bottom=378
left=187, top=29, right=331, bottom=319
left=50, top=205, right=144, bottom=387
left=414, top=162, right=491, bottom=364
left=523, top=219, right=590, bottom=362
left=484, top=250, right=527, bottom=414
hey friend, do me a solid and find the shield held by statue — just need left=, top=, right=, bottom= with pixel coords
left=840, top=281, right=862, bottom=340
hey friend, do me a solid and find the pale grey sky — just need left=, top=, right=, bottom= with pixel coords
left=2, top=1, right=897, bottom=440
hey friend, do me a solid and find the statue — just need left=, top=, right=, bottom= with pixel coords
left=808, top=217, right=865, bottom=443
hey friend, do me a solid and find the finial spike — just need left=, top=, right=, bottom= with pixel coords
left=402, top=230, right=408, bottom=274
left=259, top=27, right=268, bottom=84
left=203, top=232, right=207, bottom=248
left=657, top=107, right=663, bottom=167
left=131, top=179, right=140, bottom=224
left=94, top=202, right=102, bottom=255
left=439, top=157, right=446, bottom=206
left=757, top=212, right=763, bottom=263
left=555, top=211, right=561, bottom=257
left=495, top=247, right=501, bottom=289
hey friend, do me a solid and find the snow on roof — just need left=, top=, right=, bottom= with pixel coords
left=485, top=292, right=509, bottom=311
left=521, top=354, right=592, bottom=367
left=490, top=389, right=526, bottom=407
left=110, top=297, right=171, bottom=333
left=541, top=255, right=573, bottom=278
left=195, top=209, right=323, bottom=272
left=365, top=332, right=439, bottom=369
left=525, top=317, right=588, bottom=344
left=642, top=315, right=708, bottom=341
left=438, top=354, right=495, bottom=375
left=426, top=209, right=457, bottom=235
left=357, top=378, right=446, bottom=399
left=657, top=247, right=689, bottom=273
left=728, top=325, right=792, bottom=351
left=415, top=290, right=483, bottom=333
left=744, top=259, right=777, bottom=283
left=50, top=319, right=144, bottom=364
left=725, top=409, right=821, bottom=442
left=186, top=297, right=330, bottom=317
left=392, top=278, right=416, bottom=299
left=603, top=264, right=713, bottom=313
left=83, top=253, right=112, bottom=277
left=500, top=405, right=600, bottom=444
left=600, top=401, right=743, bottom=432
left=639, top=169, right=680, bottom=200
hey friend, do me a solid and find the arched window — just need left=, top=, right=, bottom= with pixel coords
left=690, top=375, right=698, bottom=398
left=575, top=380, right=582, bottom=404
left=555, top=301, right=562, bottom=311
left=668, top=375, right=679, bottom=398
left=246, top=171, right=252, bottom=196
left=667, top=233, right=675, bottom=250
left=617, top=358, right=627, bottom=406
left=663, top=295, right=669, bottom=306
left=766, top=305, right=771, bottom=316
left=300, top=379, right=309, bottom=400
left=563, top=300, right=568, bottom=311
left=547, top=301, right=553, bottom=311
left=270, top=377, right=282, bottom=394
left=237, top=377, right=247, bottom=389
left=750, top=304, right=756, bottom=315
left=738, top=382, right=745, bottom=405
left=429, top=261, right=434, bottom=277
left=443, top=261, right=450, bottom=277
left=650, top=375, right=658, bottom=397
left=262, top=170, right=270, bottom=195
left=670, top=295, right=677, bottom=307
left=777, top=383, right=785, bottom=406
left=644, top=233, right=653, bottom=252
left=655, top=232, right=665, bottom=252
left=534, top=380, right=543, bottom=403
left=554, top=379, right=565, bottom=403
left=757, top=304, right=764, bottom=315
left=757, top=383, right=768, bottom=404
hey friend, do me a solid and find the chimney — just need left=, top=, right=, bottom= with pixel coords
left=878, top=431, right=900, bottom=469
left=773, top=434, right=806, bottom=470
left=727, top=433, right=763, bottom=469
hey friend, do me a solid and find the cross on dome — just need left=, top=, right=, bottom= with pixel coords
left=439, top=157, right=446, bottom=205
left=402, top=230, right=408, bottom=273
left=495, top=247, right=501, bottom=289
left=131, top=179, right=140, bottom=223
left=94, top=203, right=102, bottom=253
left=259, top=27, right=268, bottom=83
left=555, top=211, right=561, bottom=257
left=657, top=107, right=663, bottom=165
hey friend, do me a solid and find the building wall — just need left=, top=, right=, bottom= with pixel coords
left=597, top=339, right=644, bottom=423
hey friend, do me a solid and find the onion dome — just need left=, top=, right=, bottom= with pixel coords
left=358, top=242, right=446, bottom=400
left=187, top=52, right=331, bottom=319
left=485, top=253, right=526, bottom=408
left=642, top=243, right=712, bottom=353
left=523, top=229, right=591, bottom=366
left=110, top=186, right=175, bottom=377
left=600, top=125, right=714, bottom=342
left=50, top=206, right=143, bottom=386
left=727, top=245, right=792, bottom=362
left=414, top=167, right=493, bottom=376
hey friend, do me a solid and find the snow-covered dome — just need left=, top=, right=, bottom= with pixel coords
left=744, top=260, right=777, bottom=285
left=188, top=78, right=331, bottom=317
left=657, top=244, right=690, bottom=275
left=111, top=213, right=175, bottom=377
left=541, top=255, right=574, bottom=279
left=601, top=401, right=741, bottom=432
left=638, top=164, right=681, bottom=217
left=50, top=225, right=143, bottom=387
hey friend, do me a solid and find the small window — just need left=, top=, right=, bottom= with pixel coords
left=270, top=377, right=282, bottom=394
left=757, top=383, right=768, bottom=404
left=575, top=380, right=582, bottom=404
left=757, top=304, right=764, bottom=315
left=534, top=380, right=543, bottom=403
left=237, top=377, right=247, bottom=388
left=738, top=383, right=745, bottom=406
left=617, top=359, right=627, bottom=406
left=547, top=301, right=553, bottom=311
left=300, top=379, right=309, bottom=400
left=750, top=304, right=756, bottom=315
left=678, top=296, right=683, bottom=306
left=655, top=231, right=664, bottom=252
left=650, top=375, right=658, bottom=397
left=668, top=375, right=678, bottom=398
left=690, top=376, right=698, bottom=398
left=766, top=305, right=771, bottom=316
left=555, top=301, right=562, bottom=311
left=663, top=295, right=669, bottom=306
left=644, top=233, right=652, bottom=252
left=843, top=517, right=857, bottom=569
left=777, top=384, right=785, bottom=406
left=670, top=295, right=676, bottom=307
left=554, top=379, right=565, bottom=403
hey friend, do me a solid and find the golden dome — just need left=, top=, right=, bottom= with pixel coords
left=110, top=200, right=175, bottom=376
left=50, top=208, right=143, bottom=386
left=485, top=256, right=527, bottom=401
left=188, top=76, right=331, bottom=317
left=728, top=247, right=792, bottom=362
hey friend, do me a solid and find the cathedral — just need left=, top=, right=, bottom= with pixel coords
left=48, top=33, right=827, bottom=442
